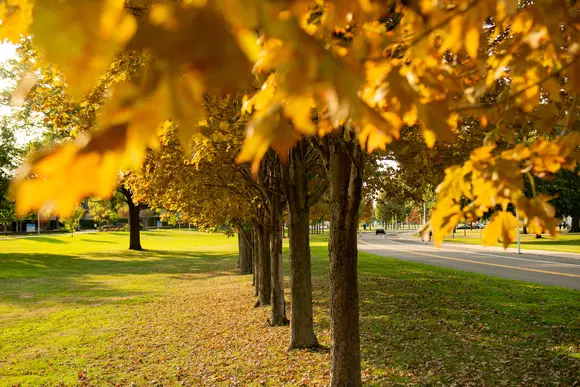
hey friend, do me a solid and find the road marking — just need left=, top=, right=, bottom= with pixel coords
left=359, top=239, right=580, bottom=279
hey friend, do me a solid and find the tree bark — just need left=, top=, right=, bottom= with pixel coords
left=256, top=222, right=272, bottom=306
left=283, top=140, right=319, bottom=349
left=571, top=216, right=580, bottom=233
left=238, top=229, right=253, bottom=275
left=119, top=186, right=142, bottom=251
left=252, top=225, right=259, bottom=296
left=270, top=206, right=287, bottom=325
left=128, top=201, right=142, bottom=250
left=327, top=133, right=363, bottom=387
left=269, top=156, right=287, bottom=325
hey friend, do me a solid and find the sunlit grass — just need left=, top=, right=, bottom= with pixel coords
left=443, top=229, right=580, bottom=253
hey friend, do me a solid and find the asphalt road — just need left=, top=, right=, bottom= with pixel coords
left=358, top=233, right=580, bottom=290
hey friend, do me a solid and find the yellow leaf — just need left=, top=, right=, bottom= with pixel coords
left=0, top=0, right=33, bottom=43
left=431, top=199, right=462, bottom=247
left=465, top=26, right=480, bottom=58
left=31, top=0, right=136, bottom=98
left=418, top=99, right=454, bottom=147
left=483, top=211, right=520, bottom=248
left=284, top=96, right=316, bottom=135
left=234, top=28, right=262, bottom=62
left=129, top=6, right=252, bottom=94
left=236, top=104, right=299, bottom=174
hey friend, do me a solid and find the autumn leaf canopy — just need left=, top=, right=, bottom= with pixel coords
left=3, top=0, right=580, bottom=246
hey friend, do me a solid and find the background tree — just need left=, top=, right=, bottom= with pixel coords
left=61, top=205, right=85, bottom=237
left=118, top=183, right=145, bottom=251
left=87, top=191, right=128, bottom=226
left=528, top=167, right=580, bottom=232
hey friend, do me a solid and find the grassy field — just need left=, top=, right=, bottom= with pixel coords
left=1, top=230, right=579, bottom=385
left=444, top=229, right=580, bottom=253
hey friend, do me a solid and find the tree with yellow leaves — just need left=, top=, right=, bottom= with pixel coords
left=4, top=0, right=580, bottom=385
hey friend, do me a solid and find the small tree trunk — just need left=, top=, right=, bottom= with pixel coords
left=256, top=223, right=272, bottom=306
left=327, top=133, right=363, bottom=387
left=270, top=207, right=287, bottom=325
left=238, top=229, right=253, bottom=275
left=571, top=216, right=580, bottom=233
left=268, top=155, right=287, bottom=325
left=252, top=225, right=259, bottom=296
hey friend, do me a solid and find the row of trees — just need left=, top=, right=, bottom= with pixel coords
left=3, top=0, right=580, bottom=385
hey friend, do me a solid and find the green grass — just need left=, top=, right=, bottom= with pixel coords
left=444, top=229, right=580, bottom=253
left=1, top=230, right=579, bottom=385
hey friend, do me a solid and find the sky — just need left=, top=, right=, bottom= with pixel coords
left=0, top=41, right=43, bottom=147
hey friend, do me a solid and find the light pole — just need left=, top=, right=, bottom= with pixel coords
left=516, top=208, right=521, bottom=255
left=37, top=211, right=40, bottom=235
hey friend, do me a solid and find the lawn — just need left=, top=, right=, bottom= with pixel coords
left=444, top=229, right=580, bottom=253
left=1, top=230, right=579, bottom=385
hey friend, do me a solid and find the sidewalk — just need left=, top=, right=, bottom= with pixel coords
left=0, top=229, right=98, bottom=240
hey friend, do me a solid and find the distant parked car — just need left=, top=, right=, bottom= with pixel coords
left=475, top=223, right=486, bottom=229
left=376, top=228, right=385, bottom=235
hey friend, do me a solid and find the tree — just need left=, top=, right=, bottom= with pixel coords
left=326, top=131, right=364, bottom=385
left=359, top=199, right=374, bottom=228
left=61, top=205, right=85, bottom=236
left=118, top=184, right=144, bottom=251
left=87, top=191, right=128, bottom=226
left=282, top=138, right=326, bottom=348
left=527, top=167, right=580, bottom=233
left=6, top=1, right=580, bottom=384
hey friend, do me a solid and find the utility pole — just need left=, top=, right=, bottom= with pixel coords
left=516, top=208, right=521, bottom=255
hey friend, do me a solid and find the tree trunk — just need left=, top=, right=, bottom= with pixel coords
left=128, top=201, right=142, bottom=250
left=268, top=155, right=287, bottom=325
left=119, top=186, right=142, bottom=251
left=283, top=140, right=319, bottom=349
left=256, top=223, right=271, bottom=306
left=571, top=216, right=580, bottom=233
left=238, top=229, right=253, bottom=275
left=252, top=225, right=259, bottom=296
left=270, top=207, right=287, bottom=325
left=327, top=134, right=363, bottom=387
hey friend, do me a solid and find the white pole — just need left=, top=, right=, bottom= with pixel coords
left=516, top=208, right=521, bottom=255
left=37, top=211, right=40, bottom=235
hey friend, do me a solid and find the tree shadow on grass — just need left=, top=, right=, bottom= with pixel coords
left=76, top=237, right=117, bottom=244
left=0, top=248, right=238, bottom=307
left=20, top=237, right=68, bottom=244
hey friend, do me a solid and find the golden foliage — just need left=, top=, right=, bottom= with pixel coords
left=6, top=0, right=580, bottom=246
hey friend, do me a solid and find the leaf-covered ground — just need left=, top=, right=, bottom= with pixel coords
left=0, top=230, right=579, bottom=386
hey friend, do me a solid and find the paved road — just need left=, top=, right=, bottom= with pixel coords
left=358, top=233, right=580, bottom=290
